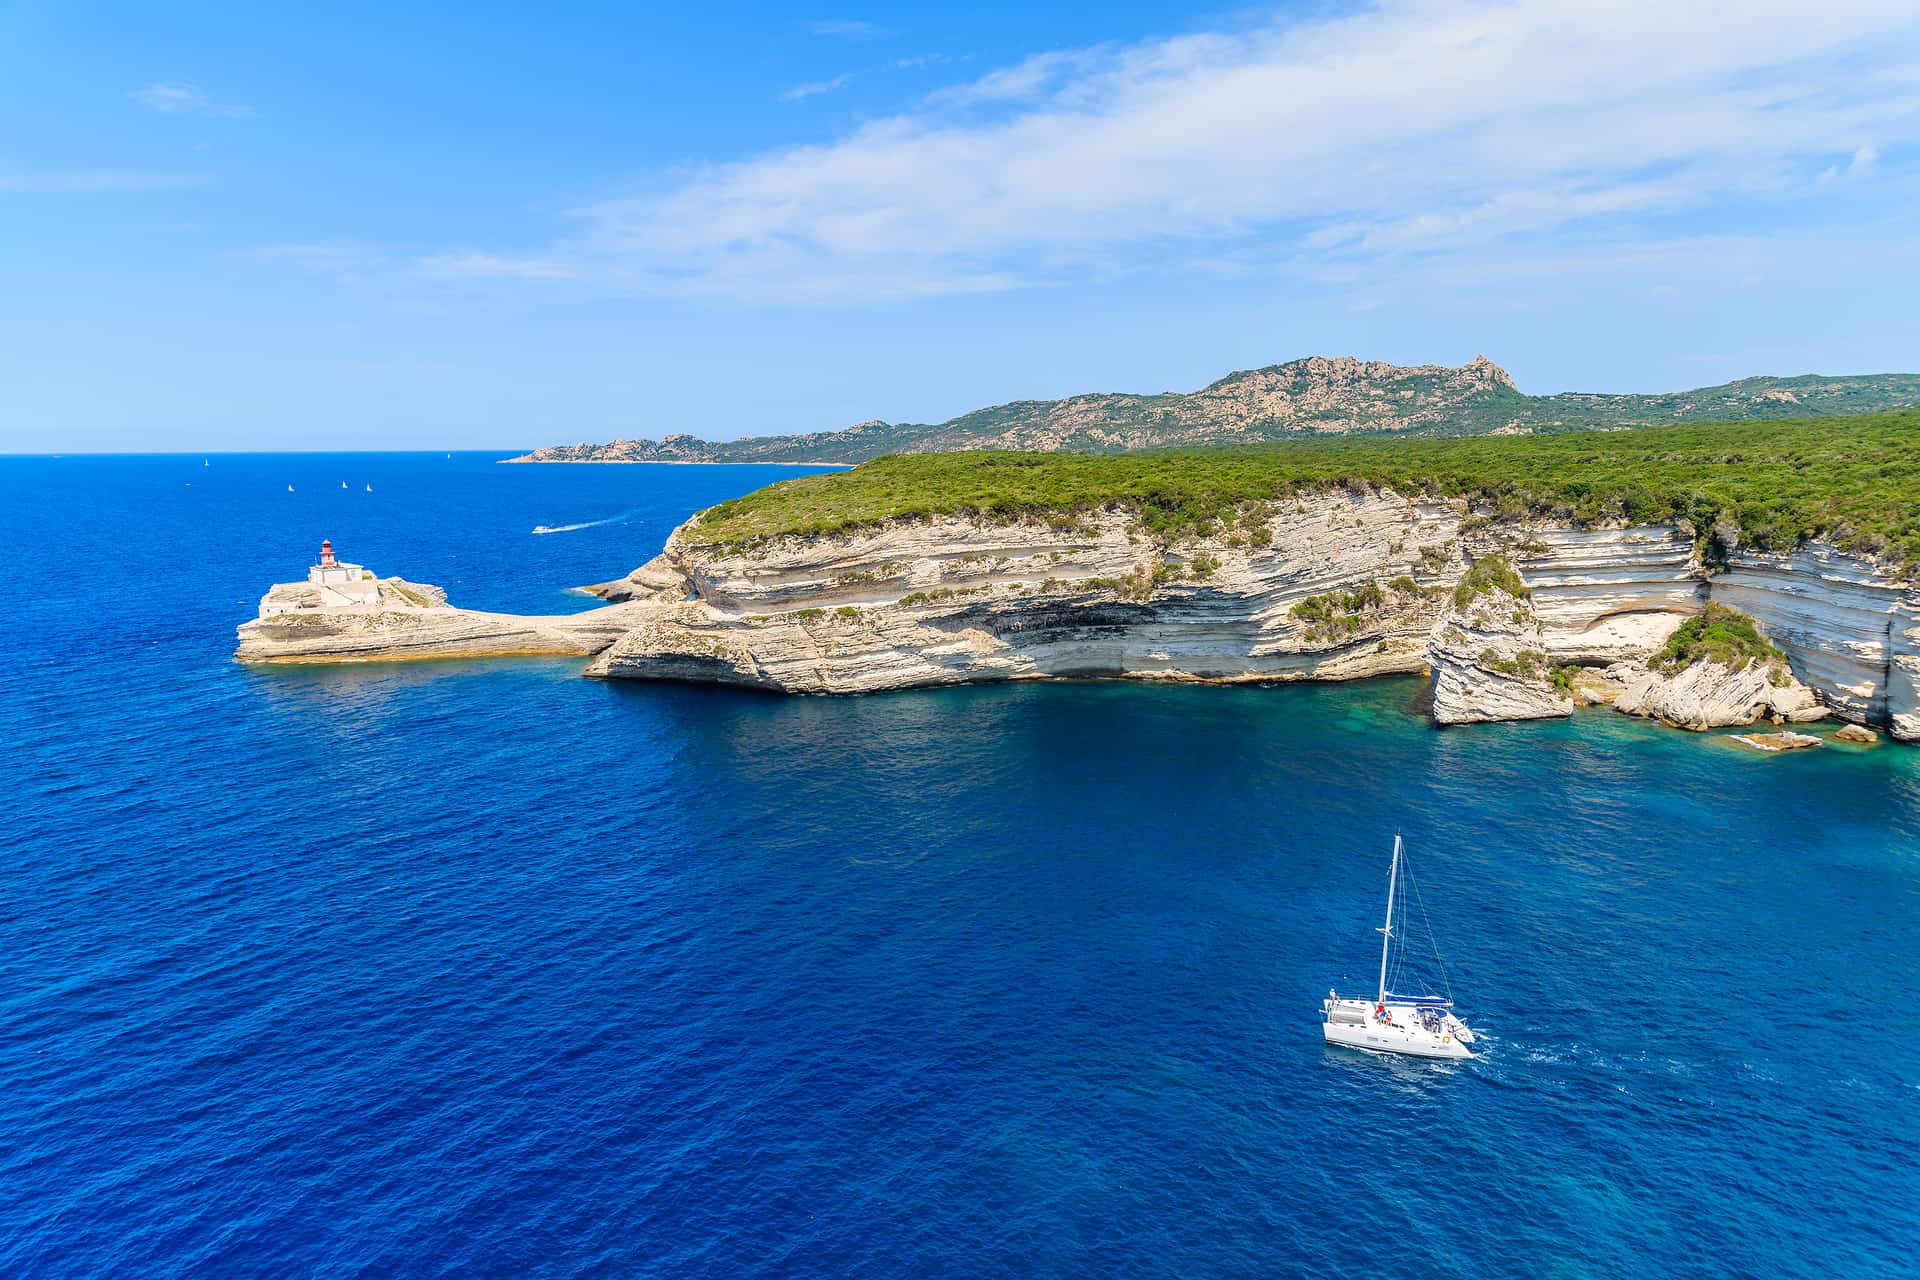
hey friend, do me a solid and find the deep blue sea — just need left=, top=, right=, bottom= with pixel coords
left=2, top=453, right=1916, bottom=1278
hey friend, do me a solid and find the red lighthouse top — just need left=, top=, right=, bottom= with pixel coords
left=319, top=539, right=336, bottom=567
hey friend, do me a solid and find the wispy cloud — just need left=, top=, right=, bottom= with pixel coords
left=131, top=82, right=254, bottom=118
left=416, top=252, right=579, bottom=281
left=442, top=0, right=1920, bottom=302
left=780, top=73, right=855, bottom=103
left=0, top=170, right=209, bottom=193
left=808, top=19, right=890, bottom=41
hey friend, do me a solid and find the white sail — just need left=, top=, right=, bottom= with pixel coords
left=1323, top=834, right=1476, bottom=1059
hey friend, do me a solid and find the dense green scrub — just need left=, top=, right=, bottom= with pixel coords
left=689, top=410, right=1920, bottom=572
left=1651, top=603, right=1788, bottom=674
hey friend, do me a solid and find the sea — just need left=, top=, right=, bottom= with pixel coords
left=2, top=453, right=1916, bottom=1279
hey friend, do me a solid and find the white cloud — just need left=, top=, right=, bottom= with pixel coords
left=461, top=0, right=1920, bottom=301
left=780, top=73, right=855, bottom=102
left=416, top=252, right=579, bottom=281
left=131, top=82, right=254, bottom=118
left=808, top=19, right=890, bottom=41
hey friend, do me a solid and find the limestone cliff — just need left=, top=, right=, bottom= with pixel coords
left=236, top=576, right=645, bottom=663
left=235, top=491, right=1919, bottom=743
left=1426, top=574, right=1572, bottom=725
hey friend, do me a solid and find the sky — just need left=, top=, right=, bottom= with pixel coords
left=4, top=0, right=1919, bottom=452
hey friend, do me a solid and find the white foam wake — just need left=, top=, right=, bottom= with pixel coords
left=532, top=510, right=637, bottom=535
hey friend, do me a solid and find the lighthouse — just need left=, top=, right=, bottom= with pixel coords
left=304, top=538, right=378, bottom=606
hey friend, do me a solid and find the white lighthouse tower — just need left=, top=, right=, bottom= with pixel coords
left=306, top=538, right=379, bottom=607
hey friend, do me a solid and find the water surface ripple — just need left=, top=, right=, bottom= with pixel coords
left=1, top=455, right=1915, bottom=1278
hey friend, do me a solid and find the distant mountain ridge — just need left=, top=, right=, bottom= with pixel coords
left=506, top=355, right=1920, bottom=464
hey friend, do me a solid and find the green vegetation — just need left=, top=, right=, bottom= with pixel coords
left=1290, top=581, right=1396, bottom=642
left=689, top=411, right=1920, bottom=574
left=1651, top=603, right=1786, bottom=675
left=1453, top=554, right=1531, bottom=609
left=1477, top=647, right=1552, bottom=681
left=523, top=360, right=1920, bottom=465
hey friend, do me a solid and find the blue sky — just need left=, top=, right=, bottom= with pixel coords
left=5, top=1, right=1919, bottom=452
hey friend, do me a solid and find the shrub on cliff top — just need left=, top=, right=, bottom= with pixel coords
left=1452, top=554, right=1530, bottom=609
left=687, top=410, right=1920, bottom=574
left=1651, top=603, right=1786, bottom=674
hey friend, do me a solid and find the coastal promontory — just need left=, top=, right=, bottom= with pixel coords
left=241, top=411, right=1920, bottom=743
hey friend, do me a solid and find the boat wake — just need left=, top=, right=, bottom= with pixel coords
left=532, top=510, right=638, bottom=535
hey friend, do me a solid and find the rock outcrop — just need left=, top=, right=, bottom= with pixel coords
left=1611, top=658, right=1824, bottom=731
left=236, top=576, right=645, bottom=663
left=1426, top=572, right=1572, bottom=725
left=1730, top=731, right=1823, bottom=752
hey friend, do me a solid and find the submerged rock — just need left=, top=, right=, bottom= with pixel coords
left=1729, top=730, right=1823, bottom=752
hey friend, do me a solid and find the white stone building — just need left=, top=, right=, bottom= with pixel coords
left=260, top=540, right=380, bottom=615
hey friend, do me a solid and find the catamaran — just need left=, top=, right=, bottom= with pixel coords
left=1323, top=835, right=1477, bottom=1059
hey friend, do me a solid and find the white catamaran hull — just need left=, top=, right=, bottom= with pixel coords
left=1320, top=835, right=1477, bottom=1061
left=1322, top=999, right=1472, bottom=1060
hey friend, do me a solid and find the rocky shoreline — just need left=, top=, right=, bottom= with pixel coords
left=235, top=488, right=1919, bottom=743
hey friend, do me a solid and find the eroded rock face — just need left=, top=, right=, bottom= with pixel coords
left=1890, top=598, right=1920, bottom=742
left=1612, top=659, right=1824, bottom=730
left=235, top=576, right=642, bottom=663
left=588, top=497, right=1463, bottom=693
left=1426, top=582, right=1572, bottom=724
left=1713, top=545, right=1912, bottom=729
left=233, top=491, right=1919, bottom=743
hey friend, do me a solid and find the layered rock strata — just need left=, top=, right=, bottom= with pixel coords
left=1427, top=584, right=1572, bottom=724
left=236, top=576, right=646, bottom=663
left=1611, top=659, right=1824, bottom=731
left=235, top=489, right=1919, bottom=742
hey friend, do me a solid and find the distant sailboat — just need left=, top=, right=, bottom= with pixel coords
left=287, top=484, right=295, bottom=492
left=1322, top=835, right=1478, bottom=1060
left=365, top=483, right=373, bottom=492
left=203, top=458, right=209, bottom=467
left=341, top=481, right=348, bottom=489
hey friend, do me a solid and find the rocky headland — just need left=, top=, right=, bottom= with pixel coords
left=244, top=409, right=1920, bottom=743
left=236, top=492, right=1918, bottom=744
left=237, top=573, right=650, bottom=663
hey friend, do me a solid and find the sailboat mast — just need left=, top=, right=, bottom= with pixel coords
left=1377, top=834, right=1401, bottom=1004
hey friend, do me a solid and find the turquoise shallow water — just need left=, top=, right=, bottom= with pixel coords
left=2, top=454, right=1917, bottom=1277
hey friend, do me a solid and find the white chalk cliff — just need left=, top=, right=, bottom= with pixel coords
left=1426, top=582, right=1572, bottom=725
left=1611, top=659, right=1824, bottom=730
left=235, top=489, right=1919, bottom=742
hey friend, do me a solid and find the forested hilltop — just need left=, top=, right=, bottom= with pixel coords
left=686, top=410, right=1920, bottom=574
left=509, top=356, right=1920, bottom=465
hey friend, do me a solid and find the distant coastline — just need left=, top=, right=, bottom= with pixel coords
left=500, top=458, right=852, bottom=467
left=501, top=355, right=1920, bottom=467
